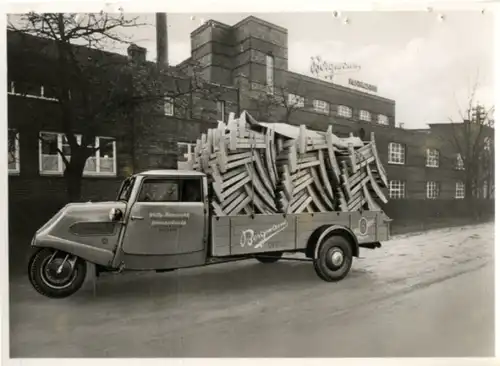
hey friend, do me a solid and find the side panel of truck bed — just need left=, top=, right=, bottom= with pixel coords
left=210, top=211, right=390, bottom=257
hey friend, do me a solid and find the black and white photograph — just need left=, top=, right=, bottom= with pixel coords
left=4, top=3, right=496, bottom=361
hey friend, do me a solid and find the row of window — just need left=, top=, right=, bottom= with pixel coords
left=389, top=180, right=463, bottom=199
left=8, top=130, right=117, bottom=176
left=389, top=180, right=493, bottom=200
left=289, top=93, right=390, bottom=125
left=388, top=142, right=465, bottom=169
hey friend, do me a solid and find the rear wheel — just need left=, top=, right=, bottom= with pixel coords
left=314, top=235, right=353, bottom=282
left=255, top=252, right=283, bottom=263
left=28, top=248, right=87, bottom=299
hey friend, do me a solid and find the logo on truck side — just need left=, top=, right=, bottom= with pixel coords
left=354, top=218, right=375, bottom=237
left=239, top=220, right=289, bottom=249
left=359, top=217, right=368, bottom=236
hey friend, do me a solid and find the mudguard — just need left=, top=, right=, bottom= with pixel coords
left=31, top=201, right=127, bottom=267
left=307, top=224, right=360, bottom=259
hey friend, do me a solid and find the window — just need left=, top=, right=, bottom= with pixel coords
left=337, top=105, right=353, bottom=118
left=455, top=181, right=465, bottom=199
left=39, top=132, right=116, bottom=176
left=139, top=180, right=179, bottom=202
left=217, top=100, right=225, bottom=121
left=178, top=142, right=196, bottom=162
left=377, top=114, right=389, bottom=125
left=164, top=97, right=174, bottom=116
left=426, top=181, right=439, bottom=199
left=288, top=93, right=304, bottom=108
left=117, top=177, right=136, bottom=201
left=359, top=110, right=371, bottom=122
left=96, top=137, right=116, bottom=174
left=39, top=132, right=60, bottom=173
left=8, top=129, right=20, bottom=174
left=313, top=99, right=329, bottom=114
left=388, top=142, right=405, bottom=165
left=138, top=178, right=202, bottom=202
left=266, top=54, right=274, bottom=94
left=455, top=153, right=465, bottom=170
left=426, top=148, right=439, bottom=168
left=182, top=179, right=203, bottom=202
left=8, top=81, right=58, bottom=101
left=389, top=180, right=405, bottom=199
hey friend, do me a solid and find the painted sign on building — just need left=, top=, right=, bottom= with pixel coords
left=310, top=56, right=361, bottom=82
left=348, top=78, right=378, bottom=93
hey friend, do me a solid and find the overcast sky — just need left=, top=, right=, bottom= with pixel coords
left=18, top=11, right=493, bottom=129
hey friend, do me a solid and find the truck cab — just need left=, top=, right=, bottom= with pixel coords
left=111, top=170, right=211, bottom=270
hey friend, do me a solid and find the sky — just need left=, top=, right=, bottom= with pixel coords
left=11, top=11, right=494, bottom=129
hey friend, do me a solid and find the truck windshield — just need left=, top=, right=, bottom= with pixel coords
left=117, top=177, right=136, bottom=202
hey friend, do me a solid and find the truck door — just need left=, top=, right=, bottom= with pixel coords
left=121, top=176, right=206, bottom=256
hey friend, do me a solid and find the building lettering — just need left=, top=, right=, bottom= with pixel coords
left=348, top=78, right=378, bottom=93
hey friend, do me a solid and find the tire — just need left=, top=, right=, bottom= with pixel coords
left=28, top=248, right=87, bottom=299
left=313, top=235, right=353, bottom=282
left=255, top=252, right=283, bottom=264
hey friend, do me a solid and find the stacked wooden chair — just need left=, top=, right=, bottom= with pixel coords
left=183, top=111, right=388, bottom=216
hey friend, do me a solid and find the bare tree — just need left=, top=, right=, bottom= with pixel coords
left=8, top=12, right=228, bottom=201
left=253, top=77, right=306, bottom=123
left=447, top=82, right=495, bottom=201
left=8, top=13, right=148, bottom=200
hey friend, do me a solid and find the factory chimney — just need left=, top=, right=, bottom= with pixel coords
left=156, top=13, right=168, bottom=67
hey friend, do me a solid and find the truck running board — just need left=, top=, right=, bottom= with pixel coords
left=255, top=255, right=313, bottom=262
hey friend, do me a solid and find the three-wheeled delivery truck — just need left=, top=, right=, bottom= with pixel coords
left=27, top=112, right=392, bottom=298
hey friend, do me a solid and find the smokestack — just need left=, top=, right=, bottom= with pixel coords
left=156, top=13, right=168, bottom=67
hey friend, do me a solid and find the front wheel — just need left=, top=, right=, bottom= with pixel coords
left=28, top=248, right=87, bottom=299
left=314, top=235, right=353, bottom=282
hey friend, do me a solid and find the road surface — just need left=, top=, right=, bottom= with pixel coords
left=9, top=222, right=494, bottom=357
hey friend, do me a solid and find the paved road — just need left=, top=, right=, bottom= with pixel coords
left=9, top=222, right=494, bottom=357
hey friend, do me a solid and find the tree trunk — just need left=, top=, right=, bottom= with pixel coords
left=63, top=151, right=87, bottom=202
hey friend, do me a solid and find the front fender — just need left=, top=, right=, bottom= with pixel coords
left=31, top=201, right=127, bottom=268
left=31, top=234, right=115, bottom=267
